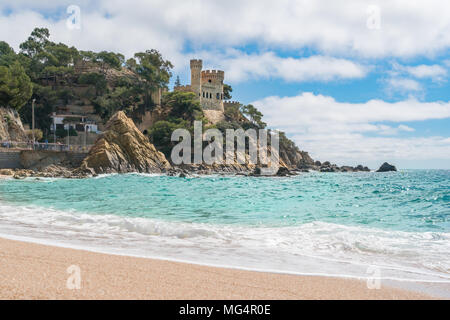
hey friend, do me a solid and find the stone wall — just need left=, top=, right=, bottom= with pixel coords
left=0, top=150, right=88, bottom=170
left=20, top=150, right=88, bottom=170
left=62, top=132, right=99, bottom=146
left=0, top=150, right=22, bottom=169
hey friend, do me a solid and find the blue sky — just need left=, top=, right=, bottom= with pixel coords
left=1, top=0, right=449, bottom=168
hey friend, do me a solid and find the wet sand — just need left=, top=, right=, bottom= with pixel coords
left=0, top=237, right=434, bottom=300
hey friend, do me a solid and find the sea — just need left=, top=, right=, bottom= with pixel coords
left=0, top=170, right=449, bottom=297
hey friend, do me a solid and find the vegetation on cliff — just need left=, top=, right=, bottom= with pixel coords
left=1, top=27, right=315, bottom=171
left=0, top=28, right=173, bottom=139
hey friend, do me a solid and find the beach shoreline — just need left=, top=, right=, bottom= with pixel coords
left=0, top=237, right=435, bottom=300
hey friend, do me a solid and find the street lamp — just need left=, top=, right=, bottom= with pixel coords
left=32, top=98, right=36, bottom=149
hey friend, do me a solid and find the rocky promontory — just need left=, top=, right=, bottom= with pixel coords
left=77, top=111, right=171, bottom=174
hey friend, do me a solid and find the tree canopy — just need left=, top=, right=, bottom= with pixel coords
left=0, top=61, right=33, bottom=110
left=0, top=27, right=175, bottom=136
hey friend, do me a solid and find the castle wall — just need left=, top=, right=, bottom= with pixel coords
left=200, top=70, right=224, bottom=112
left=151, top=88, right=163, bottom=107
left=224, top=101, right=241, bottom=109
left=174, top=59, right=227, bottom=123
left=173, top=85, right=192, bottom=93
left=190, top=59, right=202, bottom=98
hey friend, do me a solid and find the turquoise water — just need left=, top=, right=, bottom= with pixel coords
left=0, top=170, right=448, bottom=232
left=0, top=170, right=449, bottom=295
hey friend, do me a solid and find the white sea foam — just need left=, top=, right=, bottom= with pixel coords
left=0, top=201, right=449, bottom=291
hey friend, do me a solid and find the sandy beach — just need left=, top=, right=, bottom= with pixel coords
left=0, top=237, right=433, bottom=300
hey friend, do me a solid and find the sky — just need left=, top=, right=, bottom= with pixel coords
left=0, top=0, right=449, bottom=169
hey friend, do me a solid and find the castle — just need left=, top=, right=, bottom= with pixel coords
left=175, top=59, right=240, bottom=124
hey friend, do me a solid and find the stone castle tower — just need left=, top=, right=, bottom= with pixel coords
left=175, top=59, right=225, bottom=113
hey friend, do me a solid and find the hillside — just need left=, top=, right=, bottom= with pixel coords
left=0, top=27, right=370, bottom=174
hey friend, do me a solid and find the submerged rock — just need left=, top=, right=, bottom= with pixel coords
left=77, top=111, right=171, bottom=174
left=376, top=162, right=397, bottom=172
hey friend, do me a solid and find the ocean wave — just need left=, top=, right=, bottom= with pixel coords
left=0, top=201, right=449, bottom=285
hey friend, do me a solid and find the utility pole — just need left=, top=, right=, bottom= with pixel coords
left=84, top=124, right=87, bottom=150
left=32, top=99, right=36, bottom=150
left=67, top=124, right=70, bottom=151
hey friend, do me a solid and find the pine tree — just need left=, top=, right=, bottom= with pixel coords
left=174, top=75, right=181, bottom=87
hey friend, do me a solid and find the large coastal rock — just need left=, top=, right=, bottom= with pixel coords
left=0, top=107, right=27, bottom=142
left=376, top=162, right=397, bottom=172
left=78, top=111, right=171, bottom=174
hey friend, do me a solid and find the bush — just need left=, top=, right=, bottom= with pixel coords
left=148, top=118, right=191, bottom=158
left=25, top=129, right=43, bottom=141
left=162, top=91, right=203, bottom=121
left=55, top=127, right=77, bottom=138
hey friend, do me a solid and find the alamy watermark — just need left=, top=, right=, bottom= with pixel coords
left=171, top=121, right=280, bottom=175
left=66, top=265, right=81, bottom=290
left=366, top=5, right=381, bottom=30
left=366, top=265, right=381, bottom=290
left=66, top=5, right=81, bottom=30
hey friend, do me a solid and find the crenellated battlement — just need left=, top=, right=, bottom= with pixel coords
left=224, top=101, right=241, bottom=106
left=174, top=85, right=192, bottom=93
left=201, top=70, right=225, bottom=81
left=190, top=59, right=203, bottom=69
left=184, top=58, right=228, bottom=119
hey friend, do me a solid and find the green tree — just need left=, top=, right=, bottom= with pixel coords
left=129, top=49, right=173, bottom=109
left=20, top=84, right=57, bottom=134
left=78, top=72, right=107, bottom=95
left=223, top=83, right=233, bottom=100
left=162, top=91, right=203, bottom=121
left=19, top=27, right=50, bottom=59
left=241, top=104, right=266, bottom=129
left=148, top=119, right=191, bottom=158
left=174, top=75, right=181, bottom=87
left=0, top=61, right=33, bottom=110
left=0, top=41, right=17, bottom=67
left=95, top=51, right=124, bottom=71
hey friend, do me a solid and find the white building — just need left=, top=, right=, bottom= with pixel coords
left=50, top=113, right=100, bottom=134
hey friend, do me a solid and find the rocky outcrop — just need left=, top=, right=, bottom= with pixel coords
left=0, top=107, right=27, bottom=142
left=296, top=160, right=370, bottom=173
left=377, top=162, right=397, bottom=172
left=78, top=111, right=171, bottom=174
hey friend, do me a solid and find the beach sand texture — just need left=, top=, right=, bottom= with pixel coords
left=0, top=237, right=433, bottom=300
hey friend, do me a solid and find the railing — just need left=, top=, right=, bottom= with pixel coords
left=0, top=141, right=92, bottom=153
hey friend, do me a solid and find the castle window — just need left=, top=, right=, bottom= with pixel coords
left=202, top=92, right=205, bottom=98
left=208, top=79, right=212, bottom=83
left=210, top=93, right=212, bottom=99
left=216, top=93, right=220, bottom=99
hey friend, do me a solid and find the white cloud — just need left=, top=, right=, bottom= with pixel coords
left=390, top=62, right=448, bottom=83
left=397, top=124, right=415, bottom=132
left=404, top=64, right=447, bottom=80
left=385, top=77, right=422, bottom=93
left=252, top=93, right=450, bottom=168
left=191, top=51, right=368, bottom=83
left=1, top=0, right=450, bottom=59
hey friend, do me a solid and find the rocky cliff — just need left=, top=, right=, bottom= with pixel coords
left=78, top=111, right=171, bottom=174
left=0, top=107, right=27, bottom=142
